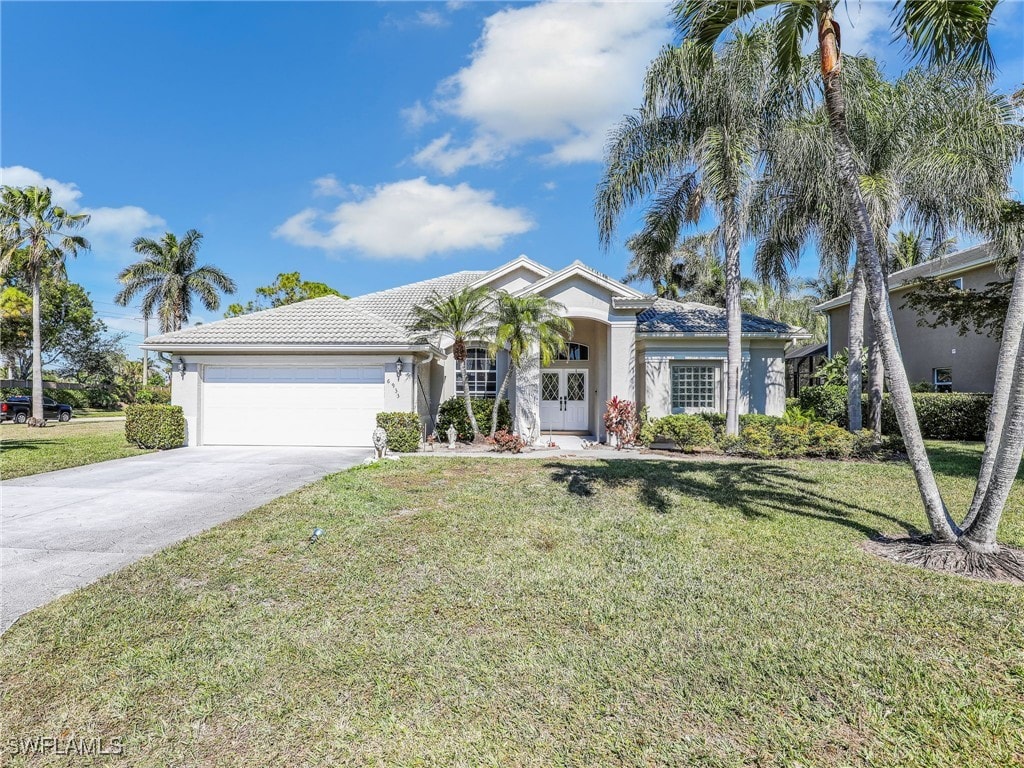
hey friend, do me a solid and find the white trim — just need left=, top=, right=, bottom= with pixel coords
left=467, top=255, right=552, bottom=289
left=512, top=260, right=646, bottom=300
left=141, top=343, right=438, bottom=354
left=637, top=331, right=809, bottom=340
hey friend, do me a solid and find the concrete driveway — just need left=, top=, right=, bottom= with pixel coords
left=1, top=446, right=368, bottom=632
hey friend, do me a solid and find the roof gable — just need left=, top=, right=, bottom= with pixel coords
left=468, top=255, right=552, bottom=291
left=513, top=260, right=646, bottom=300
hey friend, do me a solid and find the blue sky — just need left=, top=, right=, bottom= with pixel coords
left=2, top=1, right=1023, bottom=350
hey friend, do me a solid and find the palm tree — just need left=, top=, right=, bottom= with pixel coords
left=481, top=293, right=573, bottom=438
left=624, top=228, right=726, bottom=302
left=0, top=186, right=90, bottom=425
left=598, top=28, right=782, bottom=437
left=678, top=1, right=1022, bottom=557
left=115, top=230, right=236, bottom=333
left=411, top=285, right=493, bottom=438
left=889, top=230, right=957, bottom=272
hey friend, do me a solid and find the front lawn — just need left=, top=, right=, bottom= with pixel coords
left=0, top=420, right=150, bottom=479
left=2, top=447, right=1022, bottom=766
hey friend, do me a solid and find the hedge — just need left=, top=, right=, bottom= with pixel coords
left=436, top=396, right=512, bottom=441
left=640, top=414, right=715, bottom=452
left=134, top=386, right=171, bottom=405
left=0, top=386, right=118, bottom=410
left=799, top=385, right=991, bottom=440
left=375, top=412, right=421, bottom=452
left=124, top=405, right=185, bottom=449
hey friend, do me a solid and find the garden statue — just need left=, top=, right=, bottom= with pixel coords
left=446, top=424, right=457, bottom=449
left=372, top=427, right=387, bottom=459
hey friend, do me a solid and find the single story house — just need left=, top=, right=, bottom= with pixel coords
left=143, top=256, right=806, bottom=447
left=815, top=242, right=1004, bottom=393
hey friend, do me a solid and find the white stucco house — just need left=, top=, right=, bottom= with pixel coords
left=142, top=255, right=806, bottom=447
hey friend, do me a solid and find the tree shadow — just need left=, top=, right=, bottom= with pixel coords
left=923, top=442, right=985, bottom=479
left=545, top=459, right=921, bottom=540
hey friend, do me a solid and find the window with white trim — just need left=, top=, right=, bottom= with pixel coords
left=933, top=367, right=953, bottom=392
left=671, top=364, right=719, bottom=411
left=456, top=347, right=497, bottom=398
left=949, top=277, right=964, bottom=290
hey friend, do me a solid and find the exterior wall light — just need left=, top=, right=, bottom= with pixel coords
left=395, top=357, right=404, bottom=377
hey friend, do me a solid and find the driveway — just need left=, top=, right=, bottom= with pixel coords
left=1, top=446, right=368, bottom=632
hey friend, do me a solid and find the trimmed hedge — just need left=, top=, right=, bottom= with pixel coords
left=641, top=414, right=716, bottom=452
left=376, top=412, right=421, bottom=452
left=436, top=396, right=511, bottom=441
left=799, top=385, right=991, bottom=440
left=0, top=386, right=118, bottom=410
left=135, top=386, right=171, bottom=405
left=124, top=404, right=185, bottom=449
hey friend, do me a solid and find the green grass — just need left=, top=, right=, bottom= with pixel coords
left=2, top=445, right=1023, bottom=766
left=75, top=408, right=125, bottom=418
left=0, top=420, right=150, bottom=479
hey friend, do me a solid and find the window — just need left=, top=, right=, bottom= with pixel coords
left=671, top=364, right=718, bottom=411
left=556, top=342, right=589, bottom=361
left=933, top=367, right=953, bottom=393
left=456, top=347, right=497, bottom=397
left=949, top=277, right=964, bottom=290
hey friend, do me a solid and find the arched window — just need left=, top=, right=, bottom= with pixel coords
left=456, top=347, right=497, bottom=397
left=556, top=342, right=589, bottom=361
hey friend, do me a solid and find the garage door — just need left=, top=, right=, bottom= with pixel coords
left=202, top=365, right=387, bottom=446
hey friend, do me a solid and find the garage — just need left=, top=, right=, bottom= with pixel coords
left=201, top=365, right=387, bottom=446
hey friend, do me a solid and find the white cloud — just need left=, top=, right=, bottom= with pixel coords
left=413, top=1, right=671, bottom=174
left=1, top=165, right=83, bottom=208
left=401, top=100, right=437, bottom=130
left=417, top=9, right=448, bottom=28
left=543, top=181, right=558, bottom=191
left=312, top=174, right=344, bottom=197
left=835, top=1, right=892, bottom=57
left=274, top=177, right=534, bottom=259
left=1, top=165, right=166, bottom=257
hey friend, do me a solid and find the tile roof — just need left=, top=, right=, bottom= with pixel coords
left=144, top=296, right=410, bottom=346
left=637, top=299, right=803, bottom=336
left=344, top=270, right=486, bottom=332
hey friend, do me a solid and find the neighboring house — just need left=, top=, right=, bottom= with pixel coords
left=143, top=256, right=806, bottom=447
left=816, top=242, right=1003, bottom=393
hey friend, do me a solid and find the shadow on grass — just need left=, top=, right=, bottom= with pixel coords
left=546, top=459, right=921, bottom=540
left=924, top=442, right=985, bottom=479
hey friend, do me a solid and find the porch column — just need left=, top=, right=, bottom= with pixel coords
left=607, top=323, right=636, bottom=402
left=514, top=344, right=541, bottom=443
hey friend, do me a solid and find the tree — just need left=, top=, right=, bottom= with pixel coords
left=0, top=286, right=31, bottom=377
left=480, top=293, right=573, bottom=437
left=678, top=1, right=1024, bottom=564
left=889, top=230, right=957, bottom=271
left=115, top=230, right=236, bottom=333
left=902, top=275, right=1012, bottom=339
left=598, top=28, right=783, bottom=437
left=411, top=286, right=493, bottom=439
left=0, top=186, right=90, bottom=425
left=224, top=271, right=347, bottom=317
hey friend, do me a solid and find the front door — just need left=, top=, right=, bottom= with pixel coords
left=539, top=369, right=588, bottom=432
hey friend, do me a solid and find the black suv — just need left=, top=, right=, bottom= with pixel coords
left=1, top=395, right=74, bottom=423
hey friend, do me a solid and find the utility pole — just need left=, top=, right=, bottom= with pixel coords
left=142, top=314, right=149, bottom=386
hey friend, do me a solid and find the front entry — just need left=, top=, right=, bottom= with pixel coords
left=540, top=369, right=588, bottom=432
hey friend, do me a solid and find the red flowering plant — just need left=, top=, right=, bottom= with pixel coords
left=603, top=397, right=639, bottom=449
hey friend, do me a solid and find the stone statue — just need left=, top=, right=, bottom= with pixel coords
left=446, top=424, right=457, bottom=449
left=372, top=427, right=388, bottom=459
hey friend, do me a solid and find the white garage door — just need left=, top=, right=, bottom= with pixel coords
left=202, top=365, right=387, bottom=446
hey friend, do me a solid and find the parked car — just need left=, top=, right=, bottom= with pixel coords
left=0, top=395, right=73, bottom=423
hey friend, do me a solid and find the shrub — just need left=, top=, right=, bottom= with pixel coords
left=124, top=405, right=185, bottom=449
left=648, top=414, right=715, bottom=452
left=882, top=392, right=990, bottom=441
left=135, top=386, right=171, bottom=405
left=736, top=422, right=776, bottom=458
left=781, top=405, right=815, bottom=428
left=436, top=396, right=511, bottom=441
left=806, top=423, right=855, bottom=458
left=799, top=385, right=849, bottom=427
left=697, top=411, right=727, bottom=440
left=491, top=428, right=526, bottom=453
left=84, top=388, right=120, bottom=409
left=375, top=411, right=421, bottom=452
left=773, top=424, right=811, bottom=457
left=603, top=397, right=639, bottom=449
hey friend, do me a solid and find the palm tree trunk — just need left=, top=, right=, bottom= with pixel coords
left=960, top=327, right=1024, bottom=552
left=491, top=366, right=512, bottom=437
left=847, top=258, right=865, bottom=432
left=818, top=8, right=956, bottom=542
left=867, top=340, right=884, bottom=438
left=30, top=274, right=44, bottom=425
left=460, top=358, right=481, bottom=436
left=722, top=197, right=743, bottom=437
left=963, top=249, right=1024, bottom=529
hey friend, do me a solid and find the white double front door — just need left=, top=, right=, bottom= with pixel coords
left=539, top=368, right=588, bottom=432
